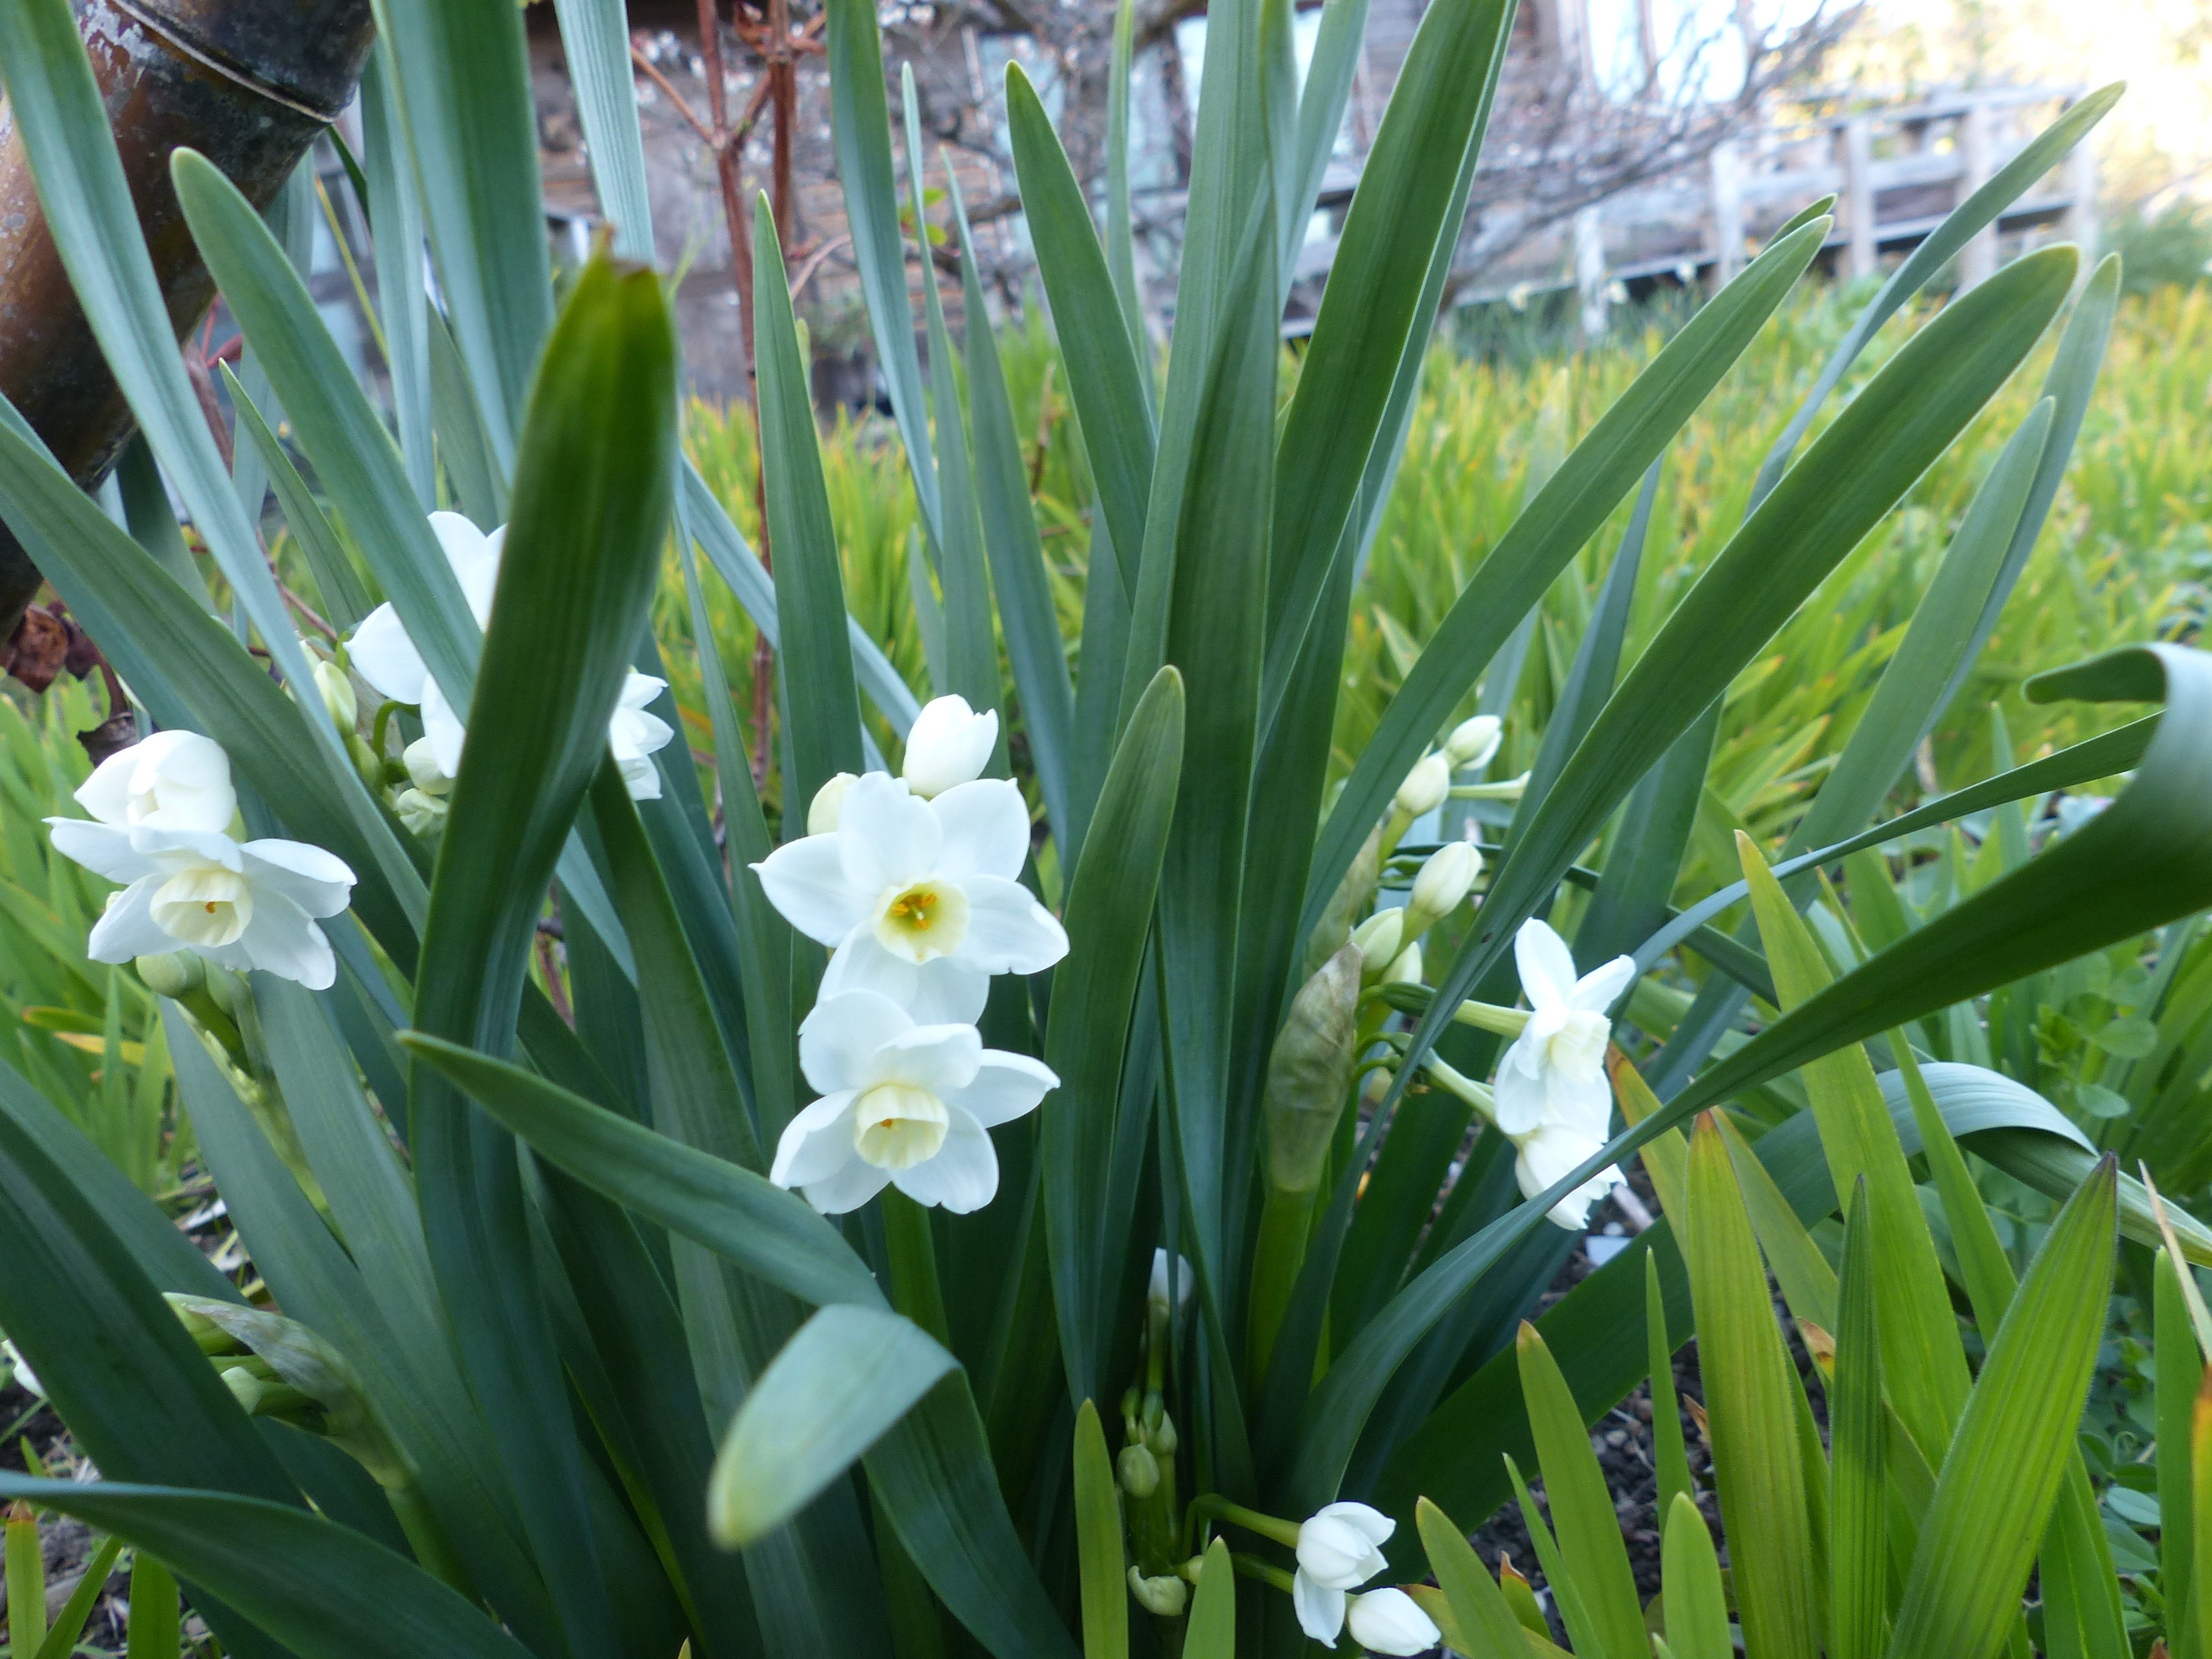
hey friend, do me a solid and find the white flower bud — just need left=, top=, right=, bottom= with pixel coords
left=403, top=737, right=453, bottom=796
left=74, top=730, right=236, bottom=833
left=312, top=659, right=358, bottom=732
left=1443, top=714, right=1502, bottom=770
left=1128, top=1567, right=1189, bottom=1618
left=1405, top=842, right=1481, bottom=933
left=1350, top=910, right=1405, bottom=983
left=1346, top=1588, right=1441, bottom=1655
left=807, top=771, right=859, bottom=836
left=1383, top=940, right=1422, bottom=987
left=1149, top=1248, right=1194, bottom=1322
left=901, top=695, right=998, bottom=798
left=1296, top=1503, right=1394, bottom=1590
left=1392, top=753, right=1451, bottom=820
left=394, top=787, right=450, bottom=838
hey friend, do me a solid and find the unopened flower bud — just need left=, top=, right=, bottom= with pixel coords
left=394, top=788, right=449, bottom=838
left=170, top=1299, right=242, bottom=1355
left=1444, top=714, right=1503, bottom=770
left=312, top=660, right=358, bottom=732
left=1, top=1339, right=41, bottom=1399
left=1145, top=1411, right=1179, bottom=1458
left=1404, top=841, right=1481, bottom=937
left=808, top=771, right=859, bottom=834
left=1393, top=753, right=1451, bottom=820
left=901, top=695, right=998, bottom=798
left=1149, top=1249, right=1194, bottom=1322
left=133, top=951, right=205, bottom=999
left=1383, top=940, right=1422, bottom=986
left=403, top=737, right=452, bottom=796
left=1264, top=946, right=1362, bottom=1194
left=1347, top=1587, right=1442, bottom=1655
left=1128, top=1566, right=1189, bottom=1618
left=1118, top=1442, right=1161, bottom=1497
left=1350, top=910, right=1405, bottom=983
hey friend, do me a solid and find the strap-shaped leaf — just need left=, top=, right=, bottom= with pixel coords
left=1516, top=1324, right=1647, bottom=1659
left=359, top=46, right=436, bottom=508
left=1830, top=1183, right=1887, bottom=1659
left=709, top=1306, right=956, bottom=1547
left=1044, top=667, right=1183, bottom=1404
left=1073, top=1401, right=1130, bottom=1659
left=0, top=1475, right=530, bottom=1659
left=1887, top=1159, right=2117, bottom=1659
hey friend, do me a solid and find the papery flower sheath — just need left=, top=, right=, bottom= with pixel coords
left=769, top=989, right=1057, bottom=1214
left=348, top=511, right=675, bottom=800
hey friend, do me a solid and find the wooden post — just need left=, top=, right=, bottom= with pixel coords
left=1959, top=97, right=1996, bottom=288
left=1710, top=139, right=1745, bottom=284
left=1574, top=205, right=1609, bottom=338
left=1841, top=116, right=1876, bottom=280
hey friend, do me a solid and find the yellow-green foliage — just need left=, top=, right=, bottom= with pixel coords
left=670, top=281, right=2209, bottom=868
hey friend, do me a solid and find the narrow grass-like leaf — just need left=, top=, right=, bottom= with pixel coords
left=709, top=1306, right=955, bottom=1547
left=1886, top=1159, right=2117, bottom=1659
left=1682, top=1114, right=1818, bottom=1659
left=1044, top=667, right=1183, bottom=1404
left=1831, top=1182, right=1886, bottom=1659
left=1661, top=1491, right=1731, bottom=1659
left=1302, top=217, right=1826, bottom=945
left=1073, top=1401, right=1129, bottom=1659
left=1646, top=1249, right=1693, bottom=1523
left=2162, top=1249, right=2205, bottom=1645
left=360, top=47, right=435, bottom=508
left=1416, top=1497, right=1538, bottom=1659
left=225, top=369, right=375, bottom=634
left=41, top=1534, right=124, bottom=1659
left=0, top=1475, right=530, bottom=1659
left=371, top=0, right=550, bottom=468
left=753, top=201, right=865, bottom=800
left=402, top=1032, right=883, bottom=1311
left=1515, top=1323, right=1646, bottom=1659
left=1005, top=65, right=1156, bottom=592
left=1184, top=1538, right=1236, bottom=1658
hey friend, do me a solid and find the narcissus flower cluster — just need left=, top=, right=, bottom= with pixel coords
left=754, top=695, right=1066, bottom=1213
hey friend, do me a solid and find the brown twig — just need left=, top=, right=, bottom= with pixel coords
left=629, top=42, right=718, bottom=146
left=1027, top=360, right=1056, bottom=495
left=786, top=233, right=852, bottom=305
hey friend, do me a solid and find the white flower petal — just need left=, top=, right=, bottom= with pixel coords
left=46, top=818, right=159, bottom=884
left=128, top=825, right=246, bottom=870
left=838, top=772, right=940, bottom=895
left=901, top=695, right=998, bottom=797
left=1570, top=952, right=1637, bottom=1015
left=952, top=875, right=1068, bottom=974
left=348, top=602, right=430, bottom=706
left=241, top=839, right=357, bottom=918
left=76, top=731, right=234, bottom=831
left=1316, top=1501, right=1395, bottom=1548
left=430, top=511, right=503, bottom=625
left=421, top=680, right=467, bottom=782
left=1513, top=1123, right=1621, bottom=1230
left=1346, top=1588, right=1441, bottom=1656
left=769, top=1089, right=863, bottom=1188
left=1541, top=1062, right=1615, bottom=1141
left=754, top=836, right=872, bottom=946
left=889, top=1106, right=998, bottom=1213
left=237, top=892, right=337, bottom=989
left=797, top=990, right=916, bottom=1095
left=1292, top=1573, right=1347, bottom=1647
left=926, top=779, right=1031, bottom=881
left=948, top=1051, right=1057, bottom=1128
left=85, top=879, right=174, bottom=963
left=820, top=934, right=990, bottom=1025
left=1513, top=918, right=1579, bottom=1010
left=873, top=1022, right=984, bottom=1095
left=800, top=1157, right=893, bottom=1215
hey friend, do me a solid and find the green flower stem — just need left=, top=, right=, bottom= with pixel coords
left=1187, top=1493, right=1301, bottom=1551
left=881, top=1187, right=953, bottom=1347
left=1228, top=1552, right=1296, bottom=1593
left=1448, top=773, right=1528, bottom=801
left=386, top=1475, right=476, bottom=1598
left=1447, top=999, right=1530, bottom=1040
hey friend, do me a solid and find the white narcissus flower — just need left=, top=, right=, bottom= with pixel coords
left=75, top=730, right=236, bottom=833
left=1512, top=1120, right=1624, bottom=1230
left=348, top=512, right=674, bottom=801
left=45, top=821, right=356, bottom=990
left=1493, top=918, right=1635, bottom=1141
left=1346, top=1588, right=1441, bottom=1655
left=901, top=694, right=998, bottom=798
left=753, top=771, right=1067, bottom=1018
left=769, top=989, right=1057, bottom=1214
left=1293, top=1502, right=1395, bottom=1646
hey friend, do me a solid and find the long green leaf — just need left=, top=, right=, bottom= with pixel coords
left=709, top=1306, right=956, bottom=1547
left=1516, top=1323, right=1646, bottom=1659
left=1073, top=1401, right=1129, bottom=1659
left=0, top=1475, right=531, bottom=1659
left=1886, top=1159, right=2118, bottom=1659
left=1830, top=1182, right=1887, bottom=1659
left=408, top=251, right=676, bottom=1659
left=1661, top=1491, right=1732, bottom=1659
left=1044, top=667, right=1183, bottom=1404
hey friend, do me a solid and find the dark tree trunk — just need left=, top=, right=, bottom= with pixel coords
left=0, top=0, right=377, bottom=644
